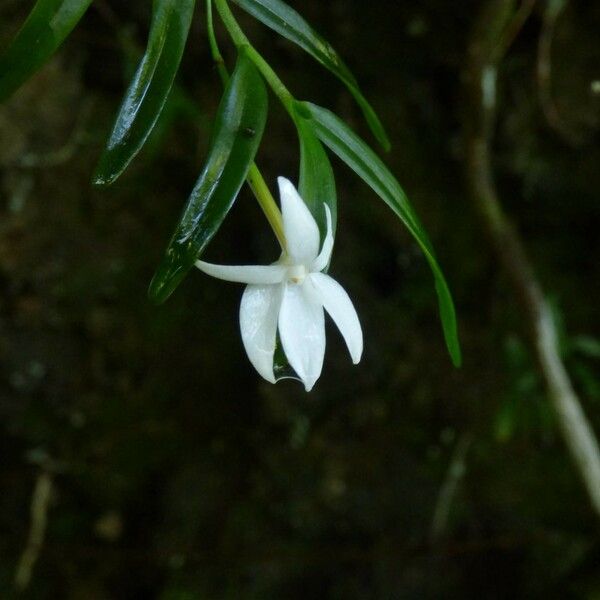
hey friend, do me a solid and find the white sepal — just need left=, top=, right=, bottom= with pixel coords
left=195, top=260, right=286, bottom=285
left=278, top=281, right=325, bottom=391
left=311, top=204, right=334, bottom=273
left=195, top=178, right=363, bottom=392
left=239, top=284, right=284, bottom=384
left=278, top=177, right=320, bottom=265
left=310, top=272, right=363, bottom=364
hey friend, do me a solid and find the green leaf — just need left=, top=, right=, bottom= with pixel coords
left=294, top=109, right=337, bottom=245
left=148, top=51, right=268, bottom=304
left=300, top=101, right=462, bottom=367
left=93, top=0, right=196, bottom=186
left=0, top=0, right=93, bottom=102
left=231, top=0, right=390, bottom=151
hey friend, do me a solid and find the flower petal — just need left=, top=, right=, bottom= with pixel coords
left=240, top=284, right=284, bottom=384
left=309, top=272, right=363, bottom=364
left=278, top=177, right=320, bottom=265
left=278, top=281, right=325, bottom=392
left=311, top=204, right=334, bottom=273
left=196, top=260, right=286, bottom=284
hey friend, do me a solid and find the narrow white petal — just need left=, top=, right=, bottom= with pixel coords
left=278, top=281, right=325, bottom=392
left=311, top=204, right=334, bottom=273
left=196, top=260, right=286, bottom=284
left=240, top=284, right=284, bottom=384
left=278, top=177, right=320, bottom=265
left=309, top=272, right=363, bottom=364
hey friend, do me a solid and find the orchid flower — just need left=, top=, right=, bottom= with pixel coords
left=195, top=177, right=363, bottom=391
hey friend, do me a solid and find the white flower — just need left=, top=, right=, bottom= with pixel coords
left=195, top=177, right=363, bottom=391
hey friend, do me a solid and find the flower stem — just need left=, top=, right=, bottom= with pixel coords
left=246, top=165, right=286, bottom=248
left=206, top=0, right=286, bottom=250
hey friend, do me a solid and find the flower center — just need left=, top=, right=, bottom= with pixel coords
left=286, top=265, right=308, bottom=285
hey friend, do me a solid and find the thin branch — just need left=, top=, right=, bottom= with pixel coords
left=430, top=433, right=472, bottom=544
left=536, top=0, right=586, bottom=145
left=14, top=472, right=54, bottom=592
left=464, top=0, right=600, bottom=517
left=494, top=0, right=538, bottom=62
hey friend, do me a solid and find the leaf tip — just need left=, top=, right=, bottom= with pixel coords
left=148, top=267, right=187, bottom=305
left=451, top=346, right=463, bottom=368
left=91, top=173, right=114, bottom=188
left=148, top=246, right=193, bottom=304
left=91, top=158, right=119, bottom=188
left=374, top=126, right=392, bottom=152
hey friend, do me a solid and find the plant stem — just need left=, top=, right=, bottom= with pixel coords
left=206, top=0, right=228, bottom=85
left=243, top=45, right=294, bottom=114
left=14, top=471, right=53, bottom=591
left=430, top=433, right=472, bottom=543
left=214, top=0, right=294, bottom=114
left=493, top=0, right=537, bottom=61
left=213, top=0, right=249, bottom=46
left=246, top=164, right=286, bottom=249
left=206, top=0, right=286, bottom=250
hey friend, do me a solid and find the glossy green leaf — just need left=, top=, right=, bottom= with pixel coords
left=294, top=109, right=337, bottom=244
left=231, top=0, right=390, bottom=151
left=148, top=51, right=268, bottom=304
left=93, top=0, right=196, bottom=186
left=0, top=0, right=93, bottom=102
left=300, top=101, right=462, bottom=367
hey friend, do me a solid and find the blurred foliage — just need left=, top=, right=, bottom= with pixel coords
left=0, top=0, right=599, bottom=597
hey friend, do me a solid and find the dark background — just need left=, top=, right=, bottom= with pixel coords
left=1, top=0, right=600, bottom=597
